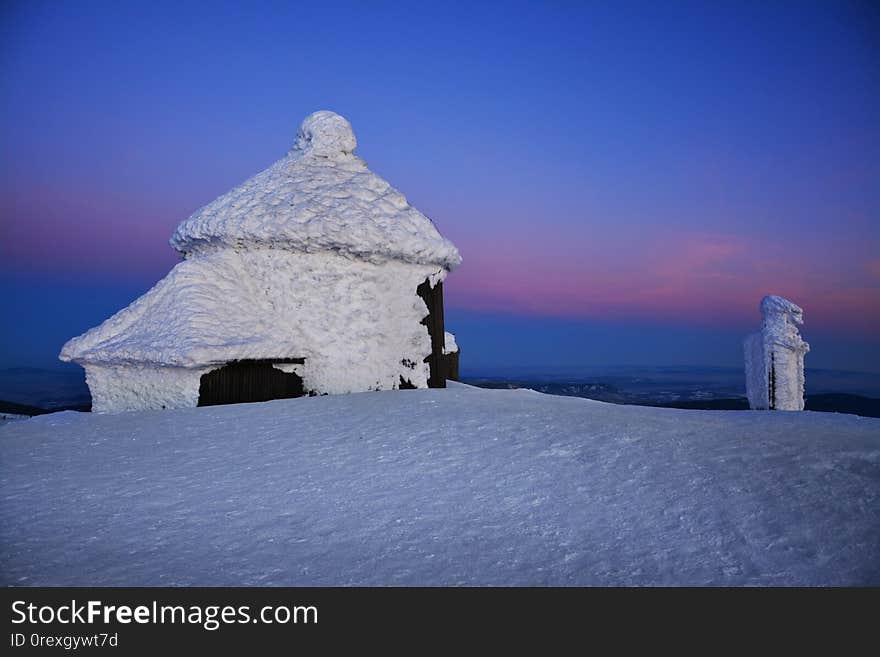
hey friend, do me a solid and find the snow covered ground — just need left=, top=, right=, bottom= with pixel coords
left=1, top=382, right=878, bottom=586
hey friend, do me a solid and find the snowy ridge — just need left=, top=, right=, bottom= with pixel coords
left=2, top=384, right=878, bottom=586
left=170, top=111, right=461, bottom=270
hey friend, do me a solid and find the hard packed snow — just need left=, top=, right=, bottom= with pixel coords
left=745, top=295, right=810, bottom=411
left=171, top=111, right=460, bottom=270
left=2, top=383, right=878, bottom=586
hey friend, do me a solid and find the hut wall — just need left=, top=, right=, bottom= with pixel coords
left=75, top=251, right=449, bottom=412
left=443, top=350, right=460, bottom=382
left=85, top=363, right=209, bottom=413
left=272, top=253, right=442, bottom=395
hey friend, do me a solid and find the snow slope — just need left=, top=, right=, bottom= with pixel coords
left=1, top=383, right=878, bottom=585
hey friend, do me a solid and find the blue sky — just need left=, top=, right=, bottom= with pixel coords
left=1, top=0, right=878, bottom=373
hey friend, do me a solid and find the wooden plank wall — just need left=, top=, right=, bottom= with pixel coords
left=443, top=350, right=459, bottom=382
left=198, top=359, right=305, bottom=407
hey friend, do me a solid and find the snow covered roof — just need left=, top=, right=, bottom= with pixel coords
left=170, top=111, right=461, bottom=271
left=59, top=250, right=435, bottom=369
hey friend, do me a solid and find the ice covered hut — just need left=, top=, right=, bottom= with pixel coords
left=60, top=111, right=461, bottom=413
left=744, top=295, right=809, bottom=411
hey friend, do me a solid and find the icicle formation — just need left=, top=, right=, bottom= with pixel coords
left=744, top=295, right=810, bottom=410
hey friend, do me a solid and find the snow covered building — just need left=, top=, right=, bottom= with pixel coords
left=744, top=295, right=809, bottom=411
left=60, top=111, right=461, bottom=413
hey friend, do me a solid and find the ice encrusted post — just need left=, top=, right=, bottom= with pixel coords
left=744, top=295, right=810, bottom=411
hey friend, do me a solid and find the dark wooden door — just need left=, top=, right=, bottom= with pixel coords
left=198, top=359, right=305, bottom=407
left=416, top=279, right=446, bottom=388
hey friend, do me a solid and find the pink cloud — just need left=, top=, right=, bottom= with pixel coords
left=446, top=229, right=880, bottom=334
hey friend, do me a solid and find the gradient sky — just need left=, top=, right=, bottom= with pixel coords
left=1, top=0, right=878, bottom=374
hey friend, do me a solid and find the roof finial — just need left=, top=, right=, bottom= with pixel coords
left=293, top=110, right=357, bottom=157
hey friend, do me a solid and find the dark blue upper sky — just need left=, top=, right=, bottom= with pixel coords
left=1, top=0, right=878, bottom=373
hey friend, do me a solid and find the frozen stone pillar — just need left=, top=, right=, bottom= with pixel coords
left=744, top=295, right=810, bottom=410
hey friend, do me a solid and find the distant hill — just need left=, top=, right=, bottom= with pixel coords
left=0, top=399, right=92, bottom=416
left=0, top=367, right=91, bottom=411
left=654, top=394, right=880, bottom=418
left=465, top=377, right=880, bottom=419
left=2, top=366, right=876, bottom=418
left=807, top=394, right=880, bottom=418
left=0, top=400, right=51, bottom=416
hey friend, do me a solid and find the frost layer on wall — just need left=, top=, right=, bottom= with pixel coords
left=62, top=250, right=442, bottom=412
left=85, top=364, right=209, bottom=414
left=743, top=295, right=810, bottom=411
